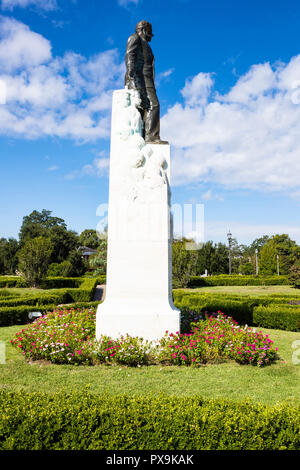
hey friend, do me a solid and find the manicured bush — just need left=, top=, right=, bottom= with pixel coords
left=0, top=290, right=20, bottom=299
left=173, top=291, right=300, bottom=331
left=1, top=391, right=300, bottom=450
left=0, top=305, right=56, bottom=327
left=188, top=275, right=290, bottom=287
left=0, top=292, right=69, bottom=308
left=253, top=304, right=300, bottom=331
left=65, top=278, right=97, bottom=302
left=41, top=277, right=83, bottom=289
left=0, top=277, right=26, bottom=288
left=0, top=277, right=98, bottom=326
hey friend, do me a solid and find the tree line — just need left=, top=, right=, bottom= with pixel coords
left=0, top=209, right=299, bottom=288
left=0, top=209, right=107, bottom=286
left=172, top=234, right=300, bottom=287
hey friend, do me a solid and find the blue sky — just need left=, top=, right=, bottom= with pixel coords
left=0, top=0, right=300, bottom=245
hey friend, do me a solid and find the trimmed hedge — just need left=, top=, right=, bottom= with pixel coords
left=253, top=304, right=300, bottom=331
left=173, top=291, right=300, bottom=331
left=188, top=275, right=290, bottom=287
left=65, top=278, right=98, bottom=302
left=0, top=277, right=26, bottom=288
left=0, top=305, right=56, bottom=327
left=0, top=292, right=70, bottom=308
left=0, top=278, right=98, bottom=326
left=0, top=276, right=94, bottom=290
left=40, top=277, right=82, bottom=289
left=0, top=391, right=300, bottom=450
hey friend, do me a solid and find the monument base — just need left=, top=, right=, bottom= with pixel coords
left=96, top=301, right=180, bottom=342
left=95, top=89, right=180, bottom=343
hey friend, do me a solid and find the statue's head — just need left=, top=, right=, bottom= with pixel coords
left=135, top=20, right=153, bottom=42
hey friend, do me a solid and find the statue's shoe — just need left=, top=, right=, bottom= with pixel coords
left=145, top=139, right=169, bottom=145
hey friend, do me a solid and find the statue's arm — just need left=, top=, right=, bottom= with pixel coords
left=125, top=34, right=140, bottom=78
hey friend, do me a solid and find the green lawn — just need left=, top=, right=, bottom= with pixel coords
left=182, top=285, right=300, bottom=296
left=1, top=323, right=300, bottom=406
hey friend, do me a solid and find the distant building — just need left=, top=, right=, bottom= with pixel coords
left=78, top=246, right=97, bottom=261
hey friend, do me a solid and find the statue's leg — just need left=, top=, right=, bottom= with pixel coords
left=137, top=87, right=149, bottom=140
left=144, top=87, right=160, bottom=142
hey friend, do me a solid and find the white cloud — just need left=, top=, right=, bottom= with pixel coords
left=117, top=0, right=139, bottom=6
left=0, top=16, right=51, bottom=70
left=0, top=16, right=125, bottom=141
left=181, top=72, right=214, bottom=107
left=47, top=165, right=58, bottom=171
left=202, top=189, right=224, bottom=202
left=1, top=0, right=57, bottom=10
left=65, top=157, right=109, bottom=180
left=162, top=56, right=300, bottom=196
left=205, top=221, right=300, bottom=245
left=157, top=68, right=175, bottom=84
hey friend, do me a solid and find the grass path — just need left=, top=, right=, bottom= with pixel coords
left=182, top=285, right=300, bottom=296
left=1, top=324, right=300, bottom=405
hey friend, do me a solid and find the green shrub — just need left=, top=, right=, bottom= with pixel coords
left=289, top=263, right=300, bottom=289
left=0, top=291, right=70, bottom=308
left=0, top=278, right=97, bottom=326
left=253, top=304, right=300, bottom=331
left=41, top=277, right=82, bottom=289
left=0, top=305, right=56, bottom=327
left=188, top=275, right=290, bottom=287
left=0, top=290, right=20, bottom=299
left=47, top=262, right=73, bottom=277
left=66, top=278, right=97, bottom=302
left=1, top=391, right=300, bottom=450
left=0, top=277, right=26, bottom=288
left=173, top=291, right=300, bottom=331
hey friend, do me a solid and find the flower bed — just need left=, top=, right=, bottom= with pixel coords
left=11, top=308, right=278, bottom=367
left=159, top=312, right=277, bottom=367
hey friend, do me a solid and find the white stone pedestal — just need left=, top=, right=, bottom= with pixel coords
left=96, top=89, right=180, bottom=342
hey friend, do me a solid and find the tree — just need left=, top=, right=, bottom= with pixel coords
left=172, top=239, right=197, bottom=288
left=289, top=260, right=300, bottom=288
left=19, top=210, right=79, bottom=264
left=195, top=241, right=229, bottom=275
left=19, top=209, right=66, bottom=245
left=67, top=250, right=88, bottom=277
left=239, top=261, right=255, bottom=275
left=211, top=243, right=229, bottom=274
left=89, top=237, right=108, bottom=276
left=228, top=238, right=243, bottom=274
left=196, top=241, right=215, bottom=275
left=49, top=226, right=79, bottom=264
left=271, top=234, right=298, bottom=275
left=18, top=237, right=53, bottom=287
left=78, top=229, right=101, bottom=250
left=250, top=235, right=270, bottom=255
left=259, top=241, right=277, bottom=275
left=0, top=238, right=19, bottom=274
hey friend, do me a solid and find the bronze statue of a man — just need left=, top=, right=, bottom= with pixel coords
left=125, top=20, right=168, bottom=145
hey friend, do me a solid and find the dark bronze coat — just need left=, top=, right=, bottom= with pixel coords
left=125, top=33, right=155, bottom=90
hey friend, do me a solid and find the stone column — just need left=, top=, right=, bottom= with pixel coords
left=96, top=89, right=180, bottom=341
